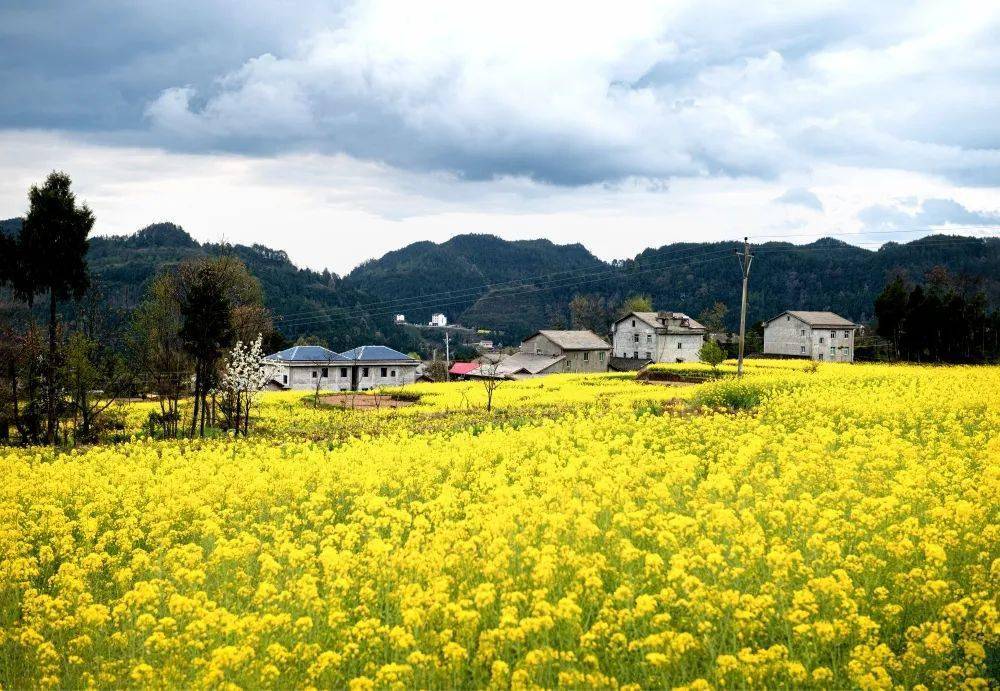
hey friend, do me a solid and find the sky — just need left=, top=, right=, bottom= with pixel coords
left=1, top=0, right=999, bottom=274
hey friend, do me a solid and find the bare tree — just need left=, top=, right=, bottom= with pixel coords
left=478, top=361, right=504, bottom=413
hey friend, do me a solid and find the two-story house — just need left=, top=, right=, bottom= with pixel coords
left=520, top=330, right=611, bottom=373
left=762, top=311, right=858, bottom=362
left=611, top=312, right=707, bottom=364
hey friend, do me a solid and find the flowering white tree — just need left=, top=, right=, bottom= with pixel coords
left=219, top=335, right=275, bottom=436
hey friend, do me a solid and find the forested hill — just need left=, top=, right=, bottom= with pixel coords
left=0, top=220, right=408, bottom=352
left=348, top=232, right=1000, bottom=336
left=3, top=217, right=998, bottom=346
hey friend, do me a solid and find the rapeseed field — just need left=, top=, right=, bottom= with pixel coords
left=1, top=363, right=998, bottom=688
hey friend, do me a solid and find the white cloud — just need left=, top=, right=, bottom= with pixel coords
left=140, top=0, right=1000, bottom=185
left=2, top=132, right=996, bottom=275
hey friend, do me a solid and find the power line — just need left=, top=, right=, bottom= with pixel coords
left=272, top=225, right=992, bottom=323
left=272, top=235, right=990, bottom=332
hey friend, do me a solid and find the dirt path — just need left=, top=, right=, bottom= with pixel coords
left=319, top=394, right=416, bottom=410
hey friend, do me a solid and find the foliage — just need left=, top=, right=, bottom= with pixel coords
left=568, top=293, right=612, bottom=335
left=697, top=301, right=729, bottom=333
left=697, top=340, right=726, bottom=369
left=875, top=267, right=1000, bottom=362
left=0, top=364, right=998, bottom=688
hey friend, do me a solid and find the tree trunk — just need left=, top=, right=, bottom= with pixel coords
left=190, top=366, right=200, bottom=437
left=47, top=289, right=57, bottom=445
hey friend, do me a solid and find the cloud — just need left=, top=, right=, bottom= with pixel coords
left=4, top=1, right=1000, bottom=187
left=857, top=197, right=1000, bottom=232
left=774, top=187, right=823, bottom=211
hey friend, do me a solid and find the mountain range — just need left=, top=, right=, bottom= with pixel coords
left=2, top=218, right=999, bottom=351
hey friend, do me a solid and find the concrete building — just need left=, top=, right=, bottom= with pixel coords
left=611, top=312, right=707, bottom=363
left=520, top=330, right=611, bottom=373
left=264, top=345, right=351, bottom=390
left=466, top=353, right=568, bottom=380
left=339, top=346, right=421, bottom=389
left=265, top=344, right=419, bottom=390
left=429, top=313, right=448, bottom=327
left=763, top=311, right=858, bottom=362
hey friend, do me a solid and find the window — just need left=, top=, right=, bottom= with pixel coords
left=800, top=346, right=805, bottom=354
left=800, top=329, right=805, bottom=336
left=646, top=334, right=652, bottom=344
left=633, top=334, right=639, bottom=343
left=845, top=348, right=850, bottom=357
left=599, top=352, right=605, bottom=362
left=633, top=351, right=639, bottom=358
left=283, top=374, right=288, bottom=384
left=830, top=346, right=835, bottom=356
left=818, top=353, right=824, bottom=360
left=583, top=351, right=590, bottom=361
left=844, top=330, right=850, bottom=338
left=830, top=330, right=836, bottom=339
left=380, top=367, right=388, bottom=377
left=819, top=337, right=825, bottom=344
left=340, top=367, right=347, bottom=378
left=362, top=367, right=369, bottom=377
left=786, top=315, right=790, bottom=321
left=564, top=359, right=571, bottom=369
left=321, top=367, right=328, bottom=378
left=535, top=347, right=541, bottom=355
left=631, top=319, right=636, bottom=327
left=391, top=369, right=396, bottom=377
left=677, top=342, right=683, bottom=349
left=312, top=370, right=317, bottom=378
left=645, top=351, right=652, bottom=359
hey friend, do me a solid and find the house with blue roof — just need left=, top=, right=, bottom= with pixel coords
left=264, top=344, right=419, bottom=391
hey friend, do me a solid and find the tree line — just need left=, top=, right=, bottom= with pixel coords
left=0, top=172, right=276, bottom=445
left=874, top=267, right=1000, bottom=363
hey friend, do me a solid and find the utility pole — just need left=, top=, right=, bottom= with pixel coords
left=444, top=330, right=451, bottom=382
left=735, top=237, right=754, bottom=378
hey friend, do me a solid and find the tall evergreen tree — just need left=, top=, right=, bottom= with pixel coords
left=18, top=172, right=94, bottom=444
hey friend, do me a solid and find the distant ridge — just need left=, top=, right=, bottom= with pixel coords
left=2, top=217, right=998, bottom=345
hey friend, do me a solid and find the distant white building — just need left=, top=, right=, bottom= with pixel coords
left=395, top=314, right=406, bottom=324
left=611, top=311, right=707, bottom=364
left=763, top=311, right=858, bottom=362
left=429, top=313, right=448, bottom=327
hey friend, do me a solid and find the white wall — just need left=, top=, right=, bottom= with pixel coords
left=764, top=316, right=855, bottom=361
left=612, top=317, right=704, bottom=363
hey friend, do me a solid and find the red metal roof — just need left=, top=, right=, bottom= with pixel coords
left=448, top=362, right=479, bottom=375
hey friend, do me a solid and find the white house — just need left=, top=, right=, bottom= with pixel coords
left=264, top=345, right=351, bottom=390
left=264, top=344, right=419, bottom=390
left=611, top=311, right=707, bottom=363
left=763, top=311, right=859, bottom=362
left=429, top=313, right=448, bottom=327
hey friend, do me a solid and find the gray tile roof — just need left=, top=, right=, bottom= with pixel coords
left=265, top=345, right=348, bottom=362
left=769, top=311, right=858, bottom=328
left=531, top=330, right=611, bottom=350
left=624, top=311, right=707, bottom=333
left=469, top=353, right=565, bottom=378
left=339, top=345, right=418, bottom=362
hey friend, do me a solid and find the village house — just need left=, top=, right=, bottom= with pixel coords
left=611, top=312, right=707, bottom=364
left=264, top=344, right=419, bottom=390
left=520, top=330, right=611, bottom=373
left=763, top=311, right=859, bottom=362
left=466, top=330, right=611, bottom=380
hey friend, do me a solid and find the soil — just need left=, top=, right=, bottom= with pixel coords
left=319, top=394, right=416, bottom=410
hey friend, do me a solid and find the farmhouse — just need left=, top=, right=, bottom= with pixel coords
left=611, top=311, right=707, bottom=363
left=265, top=344, right=419, bottom=390
left=763, top=311, right=858, bottom=362
left=339, top=346, right=420, bottom=389
left=520, top=330, right=610, bottom=373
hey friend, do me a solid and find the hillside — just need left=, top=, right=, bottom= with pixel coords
left=0, top=220, right=414, bottom=353
left=349, top=233, right=1000, bottom=336
left=3, top=218, right=998, bottom=347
